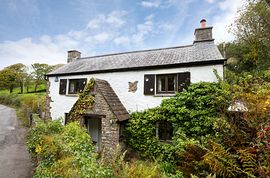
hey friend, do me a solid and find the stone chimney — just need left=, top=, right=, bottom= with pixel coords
left=67, top=50, right=81, bottom=63
left=194, top=19, right=214, bottom=43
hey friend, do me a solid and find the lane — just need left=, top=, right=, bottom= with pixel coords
left=0, top=104, right=33, bottom=178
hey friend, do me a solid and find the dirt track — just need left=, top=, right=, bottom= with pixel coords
left=0, top=104, right=33, bottom=178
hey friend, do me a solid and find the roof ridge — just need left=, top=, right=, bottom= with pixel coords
left=79, top=44, right=194, bottom=60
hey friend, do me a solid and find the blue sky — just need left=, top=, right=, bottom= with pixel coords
left=0, top=0, right=245, bottom=69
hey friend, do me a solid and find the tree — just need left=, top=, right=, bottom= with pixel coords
left=0, top=63, right=27, bottom=93
left=230, top=0, right=270, bottom=72
left=31, top=63, right=53, bottom=92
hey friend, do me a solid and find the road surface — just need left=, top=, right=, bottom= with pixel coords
left=0, top=104, right=33, bottom=178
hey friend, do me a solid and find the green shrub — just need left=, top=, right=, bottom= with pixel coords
left=125, top=82, right=231, bottom=177
left=125, top=82, right=230, bottom=162
left=0, top=93, right=21, bottom=107
left=123, top=160, right=167, bottom=178
left=27, top=120, right=112, bottom=177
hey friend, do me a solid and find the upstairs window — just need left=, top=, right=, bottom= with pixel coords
left=156, top=74, right=177, bottom=94
left=59, top=79, right=67, bottom=95
left=144, top=72, right=190, bottom=95
left=68, top=78, right=87, bottom=94
left=156, top=121, right=173, bottom=141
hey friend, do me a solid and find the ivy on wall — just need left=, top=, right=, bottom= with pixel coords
left=125, top=82, right=230, bottom=173
left=67, top=78, right=96, bottom=123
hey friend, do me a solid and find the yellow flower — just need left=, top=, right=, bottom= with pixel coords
left=35, top=144, right=42, bottom=154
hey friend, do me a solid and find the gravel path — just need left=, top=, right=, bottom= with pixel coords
left=0, top=104, right=33, bottom=178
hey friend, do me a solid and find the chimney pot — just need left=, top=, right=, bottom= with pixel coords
left=200, top=19, right=206, bottom=28
left=67, top=50, right=81, bottom=63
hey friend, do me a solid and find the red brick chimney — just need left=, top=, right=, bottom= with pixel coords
left=67, top=50, right=81, bottom=63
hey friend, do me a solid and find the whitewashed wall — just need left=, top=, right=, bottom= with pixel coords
left=49, top=64, right=224, bottom=120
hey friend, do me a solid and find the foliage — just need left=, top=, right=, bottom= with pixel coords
left=102, top=145, right=173, bottom=178
left=161, top=82, right=230, bottom=137
left=27, top=120, right=112, bottom=178
left=31, top=63, right=53, bottom=92
left=0, top=63, right=27, bottom=93
left=0, top=92, right=46, bottom=126
left=221, top=0, right=270, bottom=72
left=67, top=78, right=95, bottom=123
left=125, top=82, right=230, bottom=177
left=0, top=93, right=21, bottom=107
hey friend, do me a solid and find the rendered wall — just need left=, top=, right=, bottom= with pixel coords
left=48, top=64, right=224, bottom=120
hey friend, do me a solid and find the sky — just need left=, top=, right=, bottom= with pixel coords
left=0, top=0, right=246, bottom=69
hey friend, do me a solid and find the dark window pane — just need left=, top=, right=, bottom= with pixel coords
left=59, top=79, right=67, bottom=95
left=157, top=76, right=166, bottom=92
left=69, top=79, right=80, bottom=94
left=156, top=74, right=177, bottom=94
left=167, top=76, right=175, bottom=91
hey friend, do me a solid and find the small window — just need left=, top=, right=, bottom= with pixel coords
left=59, top=79, right=67, bottom=95
left=119, top=122, right=126, bottom=141
left=68, top=78, right=87, bottom=94
left=156, top=74, right=177, bottom=94
left=156, top=121, right=173, bottom=141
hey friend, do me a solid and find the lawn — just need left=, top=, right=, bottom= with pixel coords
left=0, top=83, right=46, bottom=95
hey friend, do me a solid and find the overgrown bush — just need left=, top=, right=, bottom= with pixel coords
left=125, top=82, right=230, bottom=176
left=126, top=73, right=270, bottom=177
left=0, top=93, right=45, bottom=126
left=0, top=93, right=21, bottom=107
left=27, top=120, right=112, bottom=177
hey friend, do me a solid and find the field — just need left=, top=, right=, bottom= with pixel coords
left=0, top=84, right=46, bottom=95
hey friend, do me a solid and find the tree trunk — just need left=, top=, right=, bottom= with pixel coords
left=9, top=85, right=13, bottom=93
left=34, top=83, right=38, bottom=92
left=20, top=83, right=23, bottom=94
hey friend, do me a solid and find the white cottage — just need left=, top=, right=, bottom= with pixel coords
left=45, top=20, right=226, bottom=151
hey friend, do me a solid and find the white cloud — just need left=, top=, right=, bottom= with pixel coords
left=205, top=0, right=215, bottom=3
left=157, top=23, right=175, bottom=32
left=132, top=15, right=154, bottom=44
left=0, top=10, right=130, bottom=69
left=141, top=1, right=161, bottom=8
left=87, top=10, right=127, bottom=29
left=114, top=36, right=130, bottom=45
left=93, top=33, right=110, bottom=43
left=212, top=0, right=246, bottom=43
left=0, top=38, right=66, bottom=69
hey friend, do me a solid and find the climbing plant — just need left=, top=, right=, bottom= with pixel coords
left=125, top=82, right=231, bottom=176
left=67, top=78, right=96, bottom=123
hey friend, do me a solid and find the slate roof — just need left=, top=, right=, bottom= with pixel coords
left=95, top=79, right=129, bottom=121
left=47, top=41, right=224, bottom=76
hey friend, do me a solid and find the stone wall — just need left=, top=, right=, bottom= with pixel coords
left=85, top=86, right=119, bottom=152
left=45, top=80, right=52, bottom=120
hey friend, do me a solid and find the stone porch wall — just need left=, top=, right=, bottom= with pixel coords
left=86, top=90, right=119, bottom=152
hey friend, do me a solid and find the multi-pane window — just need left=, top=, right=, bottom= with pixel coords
left=156, top=74, right=177, bottom=94
left=144, top=72, right=191, bottom=95
left=68, top=78, right=87, bottom=94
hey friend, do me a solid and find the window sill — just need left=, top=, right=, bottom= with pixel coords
left=66, top=94, right=79, bottom=97
left=154, top=94, right=176, bottom=97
